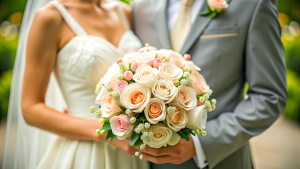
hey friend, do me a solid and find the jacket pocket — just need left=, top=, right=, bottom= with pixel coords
left=200, top=26, right=240, bottom=39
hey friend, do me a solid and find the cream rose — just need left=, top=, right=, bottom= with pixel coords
left=110, top=114, right=134, bottom=140
left=166, top=107, right=189, bottom=132
left=100, top=95, right=122, bottom=118
left=134, top=51, right=156, bottom=66
left=158, top=62, right=183, bottom=81
left=148, top=123, right=181, bottom=148
left=207, top=0, right=229, bottom=12
left=138, top=46, right=157, bottom=52
left=186, top=105, right=207, bottom=130
left=170, top=85, right=197, bottom=111
left=133, top=64, right=159, bottom=88
left=119, top=84, right=151, bottom=113
left=144, top=98, right=166, bottom=124
left=189, top=72, right=210, bottom=95
left=152, top=79, right=177, bottom=103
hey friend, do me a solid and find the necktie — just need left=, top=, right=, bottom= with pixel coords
left=171, top=0, right=194, bottom=52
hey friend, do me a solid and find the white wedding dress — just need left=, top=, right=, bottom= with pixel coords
left=35, top=1, right=148, bottom=169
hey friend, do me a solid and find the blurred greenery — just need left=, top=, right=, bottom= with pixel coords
left=0, top=0, right=299, bottom=124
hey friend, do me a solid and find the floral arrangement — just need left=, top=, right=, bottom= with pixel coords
left=90, top=44, right=216, bottom=159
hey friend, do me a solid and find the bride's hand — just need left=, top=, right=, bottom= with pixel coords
left=109, top=138, right=136, bottom=155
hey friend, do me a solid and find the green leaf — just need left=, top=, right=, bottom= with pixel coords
left=130, top=131, right=142, bottom=146
left=110, top=134, right=117, bottom=142
left=133, top=137, right=143, bottom=147
left=105, top=130, right=114, bottom=140
left=129, top=63, right=132, bottom=71
left=102, top=121, right=111, bottom=130
left=209, top=12, right=217, bottom=18
left=140, top=116, right=147, bottom=122
left=178, top=131, right=190, bottom=141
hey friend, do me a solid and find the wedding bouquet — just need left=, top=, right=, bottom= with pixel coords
left=90, top=45, right=216, bottom=159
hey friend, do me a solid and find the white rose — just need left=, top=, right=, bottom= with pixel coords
left=158, top=62, right=183, bottom=81
left=133, top=64, right=159, bottom=88
left=186, top=105, right=207, bottom=130
left=138, top=46, right=157, bottom=52
left=119, top=83, right=151, bottom=113
left=152, top=79, right=177, bottom=104
left=148, top=123, right=181, bottom=148
left=144, top=98, right=166, bottom=124
left=134, top=51, right=156, bottom=66
left=170, top=85, right=197, bottom=111
left=166, top=107, right=189, bottom=132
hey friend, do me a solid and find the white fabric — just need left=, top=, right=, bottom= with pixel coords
left=3, top=1, right=147, bottom=169
left=168, top=0, right=207, bottom=168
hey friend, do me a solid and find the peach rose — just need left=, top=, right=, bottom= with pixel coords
left=189, top=72, right=210, bottom=95
left=119, top=84, right=151, bottom=113
left=110, top=114, right=134, bottom=140
left=144, top=98, right=166, bottom=124
left=207, top=0, right=228, bottom=12
left=100, top=95, right=122, bottom=118
left=157, top=49, right=187, bottom=68
left=166, top=107, right=188, bottom=132
left=170, top=85, right=197, bottom=111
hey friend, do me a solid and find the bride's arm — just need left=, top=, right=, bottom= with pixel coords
left=21, top=7, right=103, bottom=142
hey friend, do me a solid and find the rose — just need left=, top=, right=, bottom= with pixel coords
left=131, top=62, right=139, bottom=72
left=124, top=71, right=133, bottom=81
left=133, top=64, right=159, bottom=88
left=157, top=49, right=187, bottom=68
left=110, top=114, right=134, bottom=140
left=119, top=83, right=151, bottom=113
left=115, top=80, right=128, bottom=92
left=152, top=79, right=177, bottom=103
left=183, top=61, right=201, bottom=72
left=189, top=72, right=210, bottom=95
left=153, top=58, right=162, bottom=68
left=166, top=107, right=188, bottom=132
left=144, top=98, right=166, bottom=124
left=170, top=85, right=197, bottom=111
left=147, top=123, right=181, bottom=148
left=158, top=62, right=183, bottom=81
left=122, top=52, right=137, bottom=63
left=186, top=105, right=207, bottom=130
left=134, top=52, right=156, bottom=66
left=207, top=0, right=229, bottom=12
left=100, top=95, right=122, bottom=117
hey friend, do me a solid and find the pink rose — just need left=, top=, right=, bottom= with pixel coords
left=100, top=96, right=122, bottom=118
left=110, top=114, right=134, bottom=140
left=189, top=72, right=210, bottom=95
left=115, top=80, right=128, bottom=92
left=183, top=54, right=191, bottom=60
left=116, top=58, right=123, bottom=64
left=131, top=62, right=140, bottom=72
left=153, top=58, right=162, bottom=68
left=207, top=0, right=228, bottom=12
left=124, top=71, right=133, bottom=81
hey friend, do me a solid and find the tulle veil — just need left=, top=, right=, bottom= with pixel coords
left=3, top=0, right=66, bottom=168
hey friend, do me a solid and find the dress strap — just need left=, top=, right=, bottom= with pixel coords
left=115, top=5, right=131, bottom=31
left=50, top=1, right=87, bottom=36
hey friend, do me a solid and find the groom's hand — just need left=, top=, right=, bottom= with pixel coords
left=138, top=136, right=196, bottom=164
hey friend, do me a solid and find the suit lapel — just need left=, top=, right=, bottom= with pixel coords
left=150, top=0, right=172, bottom=49
left=180, top=0, right=232, bottom=54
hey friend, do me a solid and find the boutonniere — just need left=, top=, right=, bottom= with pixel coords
left=201, top=0, right=229, bottom=18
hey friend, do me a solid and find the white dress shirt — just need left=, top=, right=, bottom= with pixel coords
left=168, top=0, right=208, bottom=168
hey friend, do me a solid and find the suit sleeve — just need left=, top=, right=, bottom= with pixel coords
left=198, top=0, right=287, bottom=168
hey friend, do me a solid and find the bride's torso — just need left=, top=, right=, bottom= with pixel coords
left=51, top=1, right=142, bottom=118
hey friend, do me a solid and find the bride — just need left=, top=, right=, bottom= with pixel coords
left=3, top=0, right=149, bottom=169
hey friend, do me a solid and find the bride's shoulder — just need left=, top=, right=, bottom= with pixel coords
left=33, top=4, right=63, bottom=29
left=113, top=1, right=131, bottom=20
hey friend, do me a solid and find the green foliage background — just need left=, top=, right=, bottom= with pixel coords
left=0, top=0, right=299, bottom=123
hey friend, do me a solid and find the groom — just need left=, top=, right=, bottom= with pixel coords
left=131, top=0, right=287, bottom=168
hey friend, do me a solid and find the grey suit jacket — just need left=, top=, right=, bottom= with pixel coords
left=132, top=0, right=287, bottom=169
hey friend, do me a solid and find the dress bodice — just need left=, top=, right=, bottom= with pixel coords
left=51, top=1, right=142, bottom=118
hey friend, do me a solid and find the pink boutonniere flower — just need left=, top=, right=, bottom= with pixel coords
left=201, top=0, right=229, bottom=18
